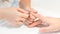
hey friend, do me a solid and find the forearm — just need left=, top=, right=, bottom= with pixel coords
left=20, top=0, right=31, bottom=9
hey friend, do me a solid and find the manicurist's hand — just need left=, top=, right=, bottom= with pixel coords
left=0, top=7, right=29, bottom=27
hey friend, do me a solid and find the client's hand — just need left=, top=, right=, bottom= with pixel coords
left=25, top=8, right=60, bottom=33
left=0, top=7, right=29, bottom=27
left=33, top=13, right=60, bottom=33
left=24, top=8, right=43, bottom=27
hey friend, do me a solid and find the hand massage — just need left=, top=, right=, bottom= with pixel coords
left=0, top=0, right=60, bottom=33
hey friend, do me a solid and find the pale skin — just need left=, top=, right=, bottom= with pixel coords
left=25, top=8, right=60, bottom=33
left=0, top=0, right=30, bottom=27
left=21, top=0, right=60, bottom=33
left=20, top=0, right=31, bottom=9
left=0, top=7, right=28, bottom=27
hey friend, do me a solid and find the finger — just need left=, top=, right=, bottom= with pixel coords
left=35, top=23, right=49, bottom=27
left=27, top=8, right=37, bottom=13
left=29, top=11, right=38, bottom=20
left=31, top=12, right=45, bottom=22
left=39, top=25, right=59, bottom=33
left=18, top=13, right=28, bottom=18
left=30, top=13, right=36, bottom=20
left=28, top=22, right=40, bottom=28
left=32, top=12, right=42, bottom=18
left=17, top=8, right=28, bottom=14
left=16, top=17, right=26, bottom=22
left=24, top=20, right=32, bottom=26
left=27, top=20, right=42, bottom=28
left=24, top=18, right=34, bottom=25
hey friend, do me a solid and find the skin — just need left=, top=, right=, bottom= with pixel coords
left=20, top=0, right=60, bottom=33
left=20, top=0, right=31, bottom=9
left=26, top=8, right=60, bottom=33
left=0, top=0, right=30, bottom=27
left=0, top=7, right=28, bottom=27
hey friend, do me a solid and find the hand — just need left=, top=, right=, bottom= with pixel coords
left=0, top=7, right=29, bottom=27
left=24, top=8, right=60, bottom=33
left=24, top=8, right=43, bottom=27
left=31, top=11, right=60, bottom=33
left=39, top=17, right=60, bottom=33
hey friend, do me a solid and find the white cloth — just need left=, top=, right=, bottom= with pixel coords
left=31, top=0, right=60, bottom=18
left=0, top=0, right=20, bottom=8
